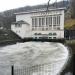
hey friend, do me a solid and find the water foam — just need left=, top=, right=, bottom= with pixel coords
left=0, top=42, right=69, bottom=75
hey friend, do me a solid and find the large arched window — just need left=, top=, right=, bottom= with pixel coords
left=34, top=33, right=37, bottom=35
left=53, top=33, right=57, bottom=35
left=38, top=33, right=41, bottom=35
left=49, top=33, right=52, bottom=35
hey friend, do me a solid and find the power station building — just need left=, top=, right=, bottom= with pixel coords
left=11, top=5, right=65, bottom=39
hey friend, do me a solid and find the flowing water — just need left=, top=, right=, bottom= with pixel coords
left=0, top=42, right=69, bottom=75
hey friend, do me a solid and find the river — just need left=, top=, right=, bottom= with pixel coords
left=0, top=42, right=69, bottom=75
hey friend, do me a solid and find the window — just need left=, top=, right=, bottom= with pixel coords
left=34, top=33, right=37, bottom=35
left=46, top=17, right=49, bottom=26
left=57, top=27, right=60, bottom=30
left=53, top=15, right=60, bottom=26
left=38, top=33, right=41, bottom=35
left=49, top=37, right=52, bottom=39
left=32, top=18, right=38, bottom=28
left=18, top=24, right=22, bottom=27
left=15, top=24, right=22, bottom=27
left=53, top=37, right=56, bottom=39
left=35, top=18, right=38, bottom=27
left=46, top=28, right=48, bottom=30
left=57, top=16, right=60, bottom=26
left=42, top=18, right=45, bottom=26
left=49, top=16, right=52, bottom=26
left=39, top=18, right=41, bottom=27
left=53, top=16, right=57, bottom=26
left=16, top=30, right=20, bottom=33
left=49, top=33, right=52, bottom=35
left=32, top=15, right=61, bottom=31
left=53, top=33, right=57, bottom=35
left=32, top=18, right=35, bottom=27
left=53, top=15, right=61, bottom=30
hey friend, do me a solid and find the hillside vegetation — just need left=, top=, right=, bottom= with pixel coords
left=65, top=19, right=75, bottom=29
left=0, top=1, right=68, bottom=29
left=64, top=0, right=75, bottom=29
left=0, top=29, right=22, bottom=45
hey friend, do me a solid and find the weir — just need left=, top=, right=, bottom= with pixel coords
left=0, top=42, right=70, bottom=75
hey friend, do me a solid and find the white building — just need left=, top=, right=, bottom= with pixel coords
left=11, top=6, right=65, bottom=39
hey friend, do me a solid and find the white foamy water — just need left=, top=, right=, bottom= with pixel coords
left=0, top=42, right=69, bottom=75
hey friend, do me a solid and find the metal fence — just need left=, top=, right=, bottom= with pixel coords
left=13, top=61, right=65, bottom=75
left=14, top=64, right=51, bottom=75
left=0, top=60, right=68, bottom=75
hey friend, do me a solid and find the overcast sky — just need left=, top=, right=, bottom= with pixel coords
left=0, top=0, right=62, bottom=12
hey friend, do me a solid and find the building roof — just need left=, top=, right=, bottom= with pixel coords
left=14, top=1, right=68, bottom=15
left=12, top=20, right=30, bottom=25
left=15, top=8, right=66, bottom=15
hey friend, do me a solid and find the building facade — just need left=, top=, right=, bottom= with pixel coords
left=11, top=8, right=65, bottom=39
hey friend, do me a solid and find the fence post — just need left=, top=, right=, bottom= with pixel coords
left=11, top=65, right=14, bottom=75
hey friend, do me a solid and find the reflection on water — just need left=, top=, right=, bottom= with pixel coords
left=0, top=42, right=69, bottom=75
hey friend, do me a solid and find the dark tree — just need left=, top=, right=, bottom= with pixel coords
left=71, top=0, right=75, bottom=18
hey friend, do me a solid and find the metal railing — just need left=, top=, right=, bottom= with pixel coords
left=13, top=61, right=66, bottom=75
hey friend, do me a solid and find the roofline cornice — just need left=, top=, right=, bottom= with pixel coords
left=14, top=7, right=66, bottom=15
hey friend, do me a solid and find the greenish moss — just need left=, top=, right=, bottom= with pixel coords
left=65, top=19, right=75, bottom=29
